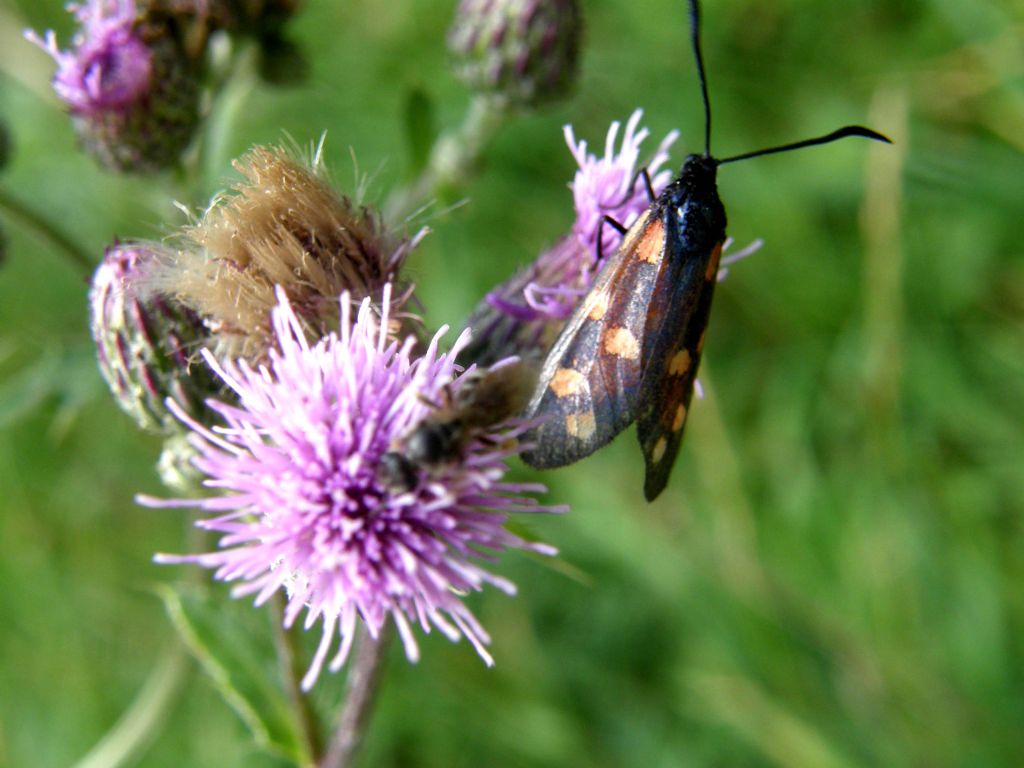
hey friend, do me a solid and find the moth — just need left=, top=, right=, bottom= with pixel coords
left=522, top=0, right=889, bottom=501
left=381, top=359, right=535, bottom=492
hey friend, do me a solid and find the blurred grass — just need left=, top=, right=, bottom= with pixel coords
left=1, top=0, right=1023, bottom=766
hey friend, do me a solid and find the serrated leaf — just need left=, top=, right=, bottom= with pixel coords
left=403, top=87, right=437, bottom=178
left=156, top=583, right=310, bottom=764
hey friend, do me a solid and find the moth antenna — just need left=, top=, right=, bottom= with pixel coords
left=717, top=125, right=892, bottom=165
left=688, top=0, right=712, bottom=157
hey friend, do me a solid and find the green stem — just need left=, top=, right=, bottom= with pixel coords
left=271, top=593, right=322, bottom=766
left=318, top=624, right=392, bottom=768
left=71, top=644, right=191, bottom=768
left=0, top=186, right=93, bottom=273
left=198, top=42, right=259, bottom=195
left=384, top=94, right=508, bottom=224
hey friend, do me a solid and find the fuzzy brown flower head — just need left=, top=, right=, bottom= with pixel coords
left=156, top=144, right=423, bottom=361
left=448, top=0, right=582, bottom=109
left=90, top=242, right=220, bottom=434
left=27, top=1, right=201, bottom=173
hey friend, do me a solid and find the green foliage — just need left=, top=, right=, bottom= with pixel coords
left=156, top=584, right=308, bottom=764
left=403, top=87, right=437, bottom=178
left=1, top=0, right=1022, bottom=766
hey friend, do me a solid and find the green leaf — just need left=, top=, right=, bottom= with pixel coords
left=0, top=350, right=60, bottom=428
left=156, top=583, right=308, bottom=764
left=0, top=344, right=105, bottom=436
left=402, top=87, right=436, bottom=178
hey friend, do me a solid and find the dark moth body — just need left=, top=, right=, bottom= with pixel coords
left=522, top=155, right=726, bottom=501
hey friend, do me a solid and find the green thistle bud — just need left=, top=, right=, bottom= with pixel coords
left=90, top=243, right=220, bottom=434
left=142, top=0, right=301, bottom=38
left=448, top=0, right=582, bottom=109
left=157, top=433, right=205, bottom=493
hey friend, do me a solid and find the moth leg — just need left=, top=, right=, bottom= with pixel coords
left=595, top=215, right=629, bottom=263
left=602, top=167, right=657, bottom=211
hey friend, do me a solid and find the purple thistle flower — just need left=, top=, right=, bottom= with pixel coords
left=462, top=109, right=677, bottom=363
left=141, top=286, right=562, bottom=689
left=27, top=1, right=152, bottom=114
left=25, top=0, right=201, bottom=172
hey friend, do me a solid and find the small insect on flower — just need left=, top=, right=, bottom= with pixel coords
left=381, top=358, right=536, bottom=492
left=522, top=0, right=891, bottom=501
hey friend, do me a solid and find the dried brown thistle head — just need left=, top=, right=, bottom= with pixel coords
left=155, top=143, right=423, bottom=360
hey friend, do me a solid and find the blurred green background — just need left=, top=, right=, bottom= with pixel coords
left=1, top=0, right=1022, bottom=766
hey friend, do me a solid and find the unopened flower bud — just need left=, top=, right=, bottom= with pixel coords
left=26, top=0, right=200, bottom=172
left=448, top=0, right=582, bottom=109
left=157, top=433, right=205, bottom=493
left=141, top=0, right=302, bottom=51
left=90, top=243, right=219, bottom=433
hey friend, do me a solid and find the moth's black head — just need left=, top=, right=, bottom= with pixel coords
left=660, top=153, right=726, bottom=240
left=680, top=154, right=718, bottom=189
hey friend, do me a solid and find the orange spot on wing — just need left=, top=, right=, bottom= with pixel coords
left=651, top=436, right=667, bottom=464
left=668, top=349, right=691, bottom=376
left=632, top=219, right=666, bottom=265
left=550, top=368, right=586, bottom=398
left=604, top=327, right=640, bottom=360
left=566, top=411, right=597, bottom=441
left=672, top=403, right=687, bottom=431
left=587, top=291, right=610, bottom=321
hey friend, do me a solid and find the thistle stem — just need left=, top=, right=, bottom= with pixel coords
left=318, top=625, right=392, bottom=768
left=71, top=644, right=190, bottom=768
left=0, top=186, right=93, bottom=273
left=385, top=94, right=508, bottom=224
left=271, top=594, right=323, bottom=766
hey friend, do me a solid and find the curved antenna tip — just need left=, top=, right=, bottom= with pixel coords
left=718, top=124, right=893, bottom=165
left=842, top=125, right=893, bottom=144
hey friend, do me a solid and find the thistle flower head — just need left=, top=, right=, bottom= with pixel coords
left=25, top=0, right=201, bottom=172
left=154, top=144, right=423, bottom=362
left=448, top=0, right=582, bottom=109
left=90, top=242, right=220, bottom=434
left=463, top=110, right=677, bottom=364
left=142, top=288, right=561, bottom=689
left=28, top=1, right=152, bottom=113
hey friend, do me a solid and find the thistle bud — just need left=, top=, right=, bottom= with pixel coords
left=90, top=243, right=219, bottom=434
left=155, top=144, right=424, bottom=361
left=448, top=0, right=582, bottom=109
left=26, top=0, right=200, bottom=172
left=141, top=0, right=302, bottom=45
left=157, top=433, right=205, bottom=493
